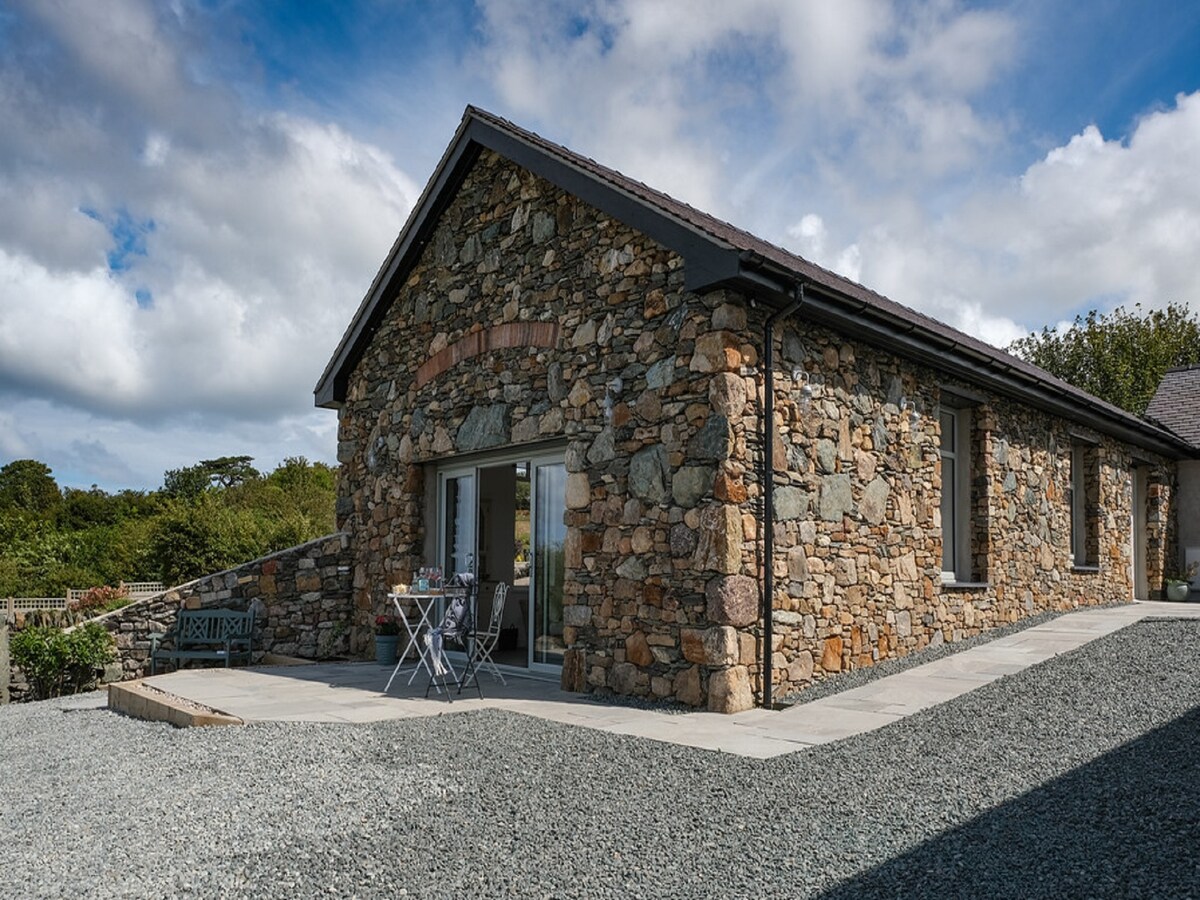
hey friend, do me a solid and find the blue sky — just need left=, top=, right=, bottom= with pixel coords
left=1, top=0, right=1199, bottom=492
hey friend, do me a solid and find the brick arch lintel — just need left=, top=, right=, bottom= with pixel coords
left=415, top=321, right=561, bottom=388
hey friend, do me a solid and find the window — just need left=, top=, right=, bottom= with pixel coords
left=939, top=407, right=972, bottom=581
left=1069, top=443, right=1099, bottom=567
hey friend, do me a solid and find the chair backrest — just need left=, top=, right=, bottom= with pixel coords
left=485, top=583, right=508, bottom=634
left=438, top=591, right=472, bottom=642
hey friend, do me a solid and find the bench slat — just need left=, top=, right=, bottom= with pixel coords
left=150, top=608, right=256, bottom=675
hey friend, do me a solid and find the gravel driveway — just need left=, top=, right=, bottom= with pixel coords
left=2, top=617, right=1198, bottom=899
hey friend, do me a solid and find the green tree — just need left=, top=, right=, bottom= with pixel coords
left=161, top=464, right=212, bottom=500
left=1008, top=303, right=1200, bottom=415
left=201, top=455, right=260, bottom=488
left=162, top=455, right=260, bottom=498
left=147, top=496, right=267, bottom=585
left=0, top=459, right=62, bottom=516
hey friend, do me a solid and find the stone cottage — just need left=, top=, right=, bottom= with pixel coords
left=316, top=106, right=1194, bottom=713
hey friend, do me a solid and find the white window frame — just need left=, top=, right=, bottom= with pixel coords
left=939, top=406, right=972, bottom=582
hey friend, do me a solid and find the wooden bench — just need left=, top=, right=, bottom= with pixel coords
left=150, top=608, right=256, bottom=675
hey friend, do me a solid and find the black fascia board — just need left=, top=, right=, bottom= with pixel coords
left=315, top=113, right=742, bottom=408
left=734, top=265, right=1195, bottom=460
left=314, top=116, right=484, bottom=408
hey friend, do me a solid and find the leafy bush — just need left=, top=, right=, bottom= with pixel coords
left=10, top=623, right=116, bottom=700
left=70, top=583, right=132, bottom=616
left=147, top=497, right=267, bottom=585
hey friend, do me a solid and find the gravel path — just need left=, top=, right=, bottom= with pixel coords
left=3, top=618, right=1199, bottom=899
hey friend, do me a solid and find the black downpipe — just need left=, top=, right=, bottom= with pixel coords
left=761, top=284, right=804, bottom=709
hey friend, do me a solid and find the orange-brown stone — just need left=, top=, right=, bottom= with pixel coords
left=822, top=636, right=844, bottom=671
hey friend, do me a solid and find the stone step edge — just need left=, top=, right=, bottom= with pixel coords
left=259, top=652, right=317, bottom=667
left=107, top=680, right=244, bottom=728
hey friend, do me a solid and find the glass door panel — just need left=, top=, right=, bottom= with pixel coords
left=532, top=462, right=566, bottom=667
left=441, top=472, right=476, bottom=580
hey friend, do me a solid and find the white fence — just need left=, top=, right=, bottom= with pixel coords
left=65, top=582, right=165, bottom=603
left=5, top=597, right=70, bottom=616
left=6, top=582, right=166, bottom=621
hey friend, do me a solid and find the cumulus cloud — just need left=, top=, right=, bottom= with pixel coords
left=478, top=0, right=1017, bottom=220
left=798, top=90, right=1200, bottom=345
left=3, top=0, right=1198, bottom=492
left=0, top=0, right=418, bottom=435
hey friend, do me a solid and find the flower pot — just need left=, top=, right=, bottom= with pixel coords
left=375, top=634, right=400, bottom=666
left=1165, top=581, right=1191, bottom=602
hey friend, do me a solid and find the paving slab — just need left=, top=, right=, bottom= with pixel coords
left=127, top=601, right=1200, bottom=758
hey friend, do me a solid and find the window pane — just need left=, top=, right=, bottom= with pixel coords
left=941, top=456, right=956, bottom=573
left=443, top=475, right=476, bottom=577
left=533, top=463, right=566, bottom=666
left=940, top=411, right=956, bottom=452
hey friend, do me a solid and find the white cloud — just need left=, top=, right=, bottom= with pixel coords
left=3, top=0, right=1199, bottom=492
left=0, top=2, right=419, bottom=430
left=0, top=0, right=424, bottom=488
left=821, top=90, right=1200, bottom=345
left=0, top=396, right=338, bottom=492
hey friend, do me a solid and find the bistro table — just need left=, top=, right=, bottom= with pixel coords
left=383, top=591, right=458, bottom=693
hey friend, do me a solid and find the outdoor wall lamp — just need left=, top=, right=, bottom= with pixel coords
left=899, top=395, right=922, bottom=429
left=603, top=376, right=624, bottom=422
left=794, top=368, right=823, bottom=412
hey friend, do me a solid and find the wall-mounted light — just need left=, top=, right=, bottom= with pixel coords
left=793, top=368, right=824, bottom=413
left=603, top=376, right=624, bottom=422
left=899, top=395, right=922, bottom=429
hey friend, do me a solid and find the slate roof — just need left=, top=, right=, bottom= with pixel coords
left=315, top=106, right=1194, bottom=459
left=1146, top=365, right=1200, bottom=447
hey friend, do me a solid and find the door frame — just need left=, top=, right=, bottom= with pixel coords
left=435, top=448, right=566, bottom=674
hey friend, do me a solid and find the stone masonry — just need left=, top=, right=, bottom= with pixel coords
left=335, top=146, right=1179, bottom=713
left=753, top=317, right=1175, bottom=704
left=101, top=533, right=353, bottom=679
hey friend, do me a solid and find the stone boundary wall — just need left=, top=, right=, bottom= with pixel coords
left=101, top=533, right=354, bottom=680
left=2, top=534, right=354, bottom=702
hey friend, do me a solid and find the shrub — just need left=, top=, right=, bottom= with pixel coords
left=10, top=623, right=116, bottom=700
left=70, top=583, right=132, bottom=616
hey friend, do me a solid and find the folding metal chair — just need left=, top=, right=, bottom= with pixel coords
left=464, top=582, right=508, bottom=687
left=424, top=582, right=482, bottom=700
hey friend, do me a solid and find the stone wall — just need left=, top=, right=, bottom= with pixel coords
left=102, top=533, right=353, bottom=679
left=336, top=146, right=1180, bottom=713
left=753, top=316, right=1177, bottom=703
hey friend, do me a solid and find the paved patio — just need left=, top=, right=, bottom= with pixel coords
left=131, top=600, right=1200, bottom=759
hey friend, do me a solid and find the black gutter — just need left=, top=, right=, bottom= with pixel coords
left=761, top=284, right=804, bottom=709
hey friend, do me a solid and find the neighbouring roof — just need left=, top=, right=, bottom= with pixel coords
left=315, top=105, right=1194, bottom=460
left=1146, top=365, right=1200, bottom=448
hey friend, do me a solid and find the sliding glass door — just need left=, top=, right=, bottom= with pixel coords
left=436, top=451, right=565, bottom=672
left=532, top=462, right=566, bottom=666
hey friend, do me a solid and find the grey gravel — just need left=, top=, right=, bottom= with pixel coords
left=3, top=618, right=1199, bottom=899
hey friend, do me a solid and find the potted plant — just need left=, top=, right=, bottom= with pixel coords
left=1164, top=562, right=1197, bottom=602
left=374, top=614, right=401, bottom=665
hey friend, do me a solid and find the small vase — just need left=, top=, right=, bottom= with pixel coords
left=375, top=634, right=400, bottom=665
left=1165, top=581, right=1190, bottom=602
